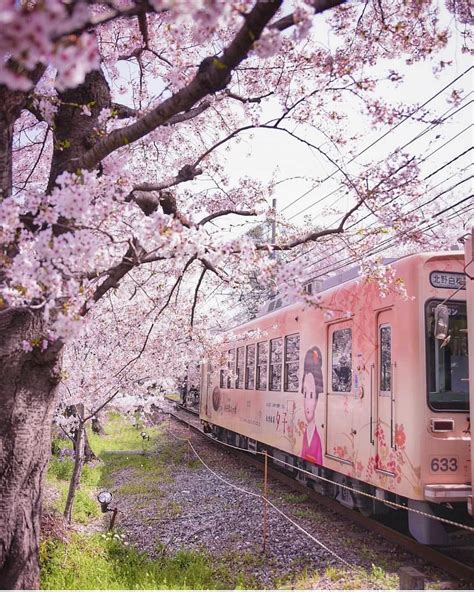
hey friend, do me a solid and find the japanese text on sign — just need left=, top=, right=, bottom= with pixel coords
left=429, top=271, right=466, bottom=290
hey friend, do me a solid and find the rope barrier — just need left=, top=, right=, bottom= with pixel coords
left=166, top=422, right=358, bottom=569
left=167, top=411, right=474, bottom=534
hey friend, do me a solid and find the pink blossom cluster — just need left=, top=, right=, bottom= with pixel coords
left=0, top=0, right=99, bottom=91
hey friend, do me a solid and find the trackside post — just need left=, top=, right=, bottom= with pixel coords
left=263, top=450, right=269, bottom=554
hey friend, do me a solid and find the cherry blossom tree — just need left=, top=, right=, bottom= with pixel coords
left=0, top=0, right=470, bottom=586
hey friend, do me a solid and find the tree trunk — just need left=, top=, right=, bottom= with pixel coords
left=0, top=118, right=13, bottom=199
left=0, top=68, right=108, bottom=588
left=0, top=309, right=62, bottom=589
left=65, top=404, right=97, bottom=462
left=63, top=422, right=85, bottom=523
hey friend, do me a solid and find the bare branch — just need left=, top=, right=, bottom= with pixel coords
left=258, top=196, right=366, bottom=252
left=198, top=209, right=256, bottom=226
left=224, top=90, right=274, bottom=104
left=15, top=126, right=50, bottom=193
left=83, top=389, right=120, bottom=423
left=270, top=0, right=347, bottom=31
left=154, top=255, right=197, bottom=317
left=199, top=257, right=229, bottom=281
left=190, top=267, right=206, bottom=327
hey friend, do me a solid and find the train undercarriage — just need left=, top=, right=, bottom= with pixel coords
left=203, top=421, right=473, bottom=546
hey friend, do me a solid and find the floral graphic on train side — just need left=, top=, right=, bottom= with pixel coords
left=301, top=346, right=323, bottom=466
left=364, top=422, right=420, bottom=492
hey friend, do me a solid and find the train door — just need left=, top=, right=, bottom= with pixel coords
left=375, top=309, right=396, bottom=473
left=325, top=320, right=355, bottom=465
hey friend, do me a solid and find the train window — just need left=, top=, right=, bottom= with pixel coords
left=426, top=300, right=468, bottom=412
left=227, top=349, right=235, bottom=389
left=269, top=337, right=283, bottom=391
left=236, top=346, right=245, bottom=389
left=379, top=325, right=391, bottom=395
left=331, top=328, right=352, bottom=392
left=245, top=344, right=256, bottom=389
left=284, top=334, right=300, bottom=392
left=256, top=341, right=269, bottom=390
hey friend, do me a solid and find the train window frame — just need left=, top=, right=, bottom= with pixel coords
left=245, top=344, right=256, bottom=390
left=227, top=348, right=236, bottom=389
left=330, top=326, right=353, bottom=394
left=236, top=346, right=245, bottom=389
left=379, top=324, right=392, bottom=397
left=269, top=337, right=283, bottom=391
left=425, top=298, right=468, bottom=413
left=256, top=341, right=269, bottom=390
left=219, top=351, right=227, bottom=389
left=284, top=333, right=300, bottom=392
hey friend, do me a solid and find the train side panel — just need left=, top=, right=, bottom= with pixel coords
left=201, top=253, right=470, bottom=507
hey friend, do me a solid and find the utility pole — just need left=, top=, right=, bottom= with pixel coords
left=270, top=198, right=277, bottom=259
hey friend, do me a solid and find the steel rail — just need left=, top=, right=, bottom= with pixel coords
left=167, top=408, right=474, bottom=585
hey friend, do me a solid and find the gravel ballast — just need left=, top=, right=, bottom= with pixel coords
left=107, top=412, right=463, bottom=590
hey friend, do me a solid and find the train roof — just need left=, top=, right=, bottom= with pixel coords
left=243, top=250, right=464, bottom=324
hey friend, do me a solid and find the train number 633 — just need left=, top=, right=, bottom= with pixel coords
left=430, top=457, right=458, bottom=472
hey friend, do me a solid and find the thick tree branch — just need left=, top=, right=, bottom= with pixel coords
left=131, top=165, right=203, bottom=195
left=53, top=3, right=161, bottom=41
left=112, top=102, right=139, bottom=119
left=82, top=238, right=152, bottom=313
left=76, top=1, right=285, bottom=171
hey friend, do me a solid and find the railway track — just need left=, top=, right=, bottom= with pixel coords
left=167, top=403, right=474, bottom=585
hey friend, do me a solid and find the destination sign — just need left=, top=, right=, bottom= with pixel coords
left=430, top=271, right=466, bottom=290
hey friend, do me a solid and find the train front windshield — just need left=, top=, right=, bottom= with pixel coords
left=426, top=300, right=469, bottom=411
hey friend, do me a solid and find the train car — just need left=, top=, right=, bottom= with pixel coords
left=200, top=251, right=471, bottom=544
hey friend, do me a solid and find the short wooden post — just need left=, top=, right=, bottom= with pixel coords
left=399, top=567, right=425, bottom=590
left=108, top=508, right=118, bottom=531
left=262, top=450, right=269, bottom=554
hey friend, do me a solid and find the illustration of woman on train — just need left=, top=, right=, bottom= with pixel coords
left=301, top=346, right=323, bottom=465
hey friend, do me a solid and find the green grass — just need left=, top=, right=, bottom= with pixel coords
left=46, top=473, right=101, bottom=524
left=45, top=413, right=164, bottom=523
left=87, top=413, right=161, bottom=456
left=40, top=532, right=252, bottom=590
left=279, top=563, right=400, bottom=590
left=282, top=492, right=309, bottom=504
left=42, top=413, right=256, bottom=589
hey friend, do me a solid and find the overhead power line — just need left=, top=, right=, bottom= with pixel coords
left=288, top=140, right=473, bottom=270
left=280, top=65, right=473, bottom=215
left=287, top=97, right=473, bottom=221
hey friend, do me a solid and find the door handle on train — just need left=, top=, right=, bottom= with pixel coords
left=390, top=362, right=396, bottom=449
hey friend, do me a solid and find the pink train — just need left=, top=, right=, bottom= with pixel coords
left=200, top=249, right=473, bottom=544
